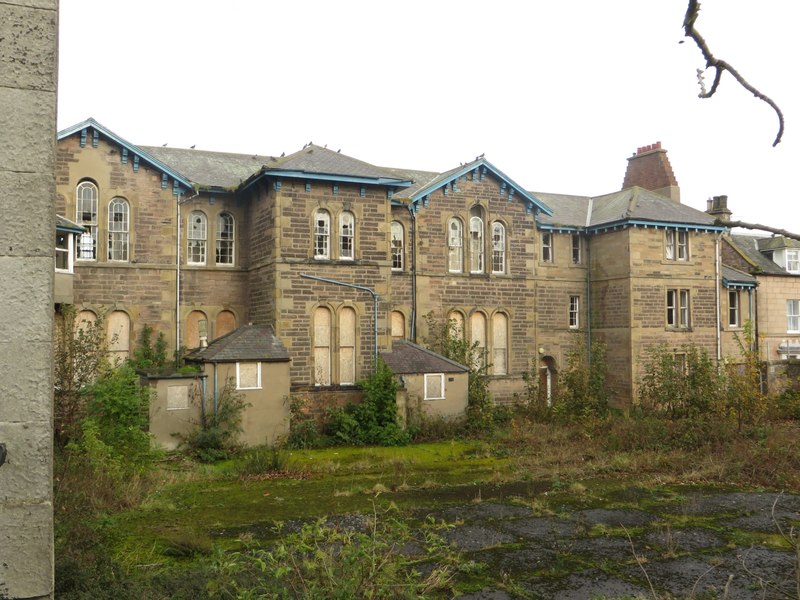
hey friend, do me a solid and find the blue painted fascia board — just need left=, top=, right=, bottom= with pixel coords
left=408, top=158, right=553, bottom=217
left=56, top=223, right=86, bottom=234
left=587, top=219, right=727, bottom=235
left=537, top=223, right=582, bottom=233
left=239, top=168, right=413, bottom=193
left=57, top=118, right=195, bottom=192
left=722, top=277, right=757, bottom=289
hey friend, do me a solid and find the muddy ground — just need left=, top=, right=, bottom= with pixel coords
left=432, top=489, right=800, bottom=599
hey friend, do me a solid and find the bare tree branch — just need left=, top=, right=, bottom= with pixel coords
left=683, top=0, right=785, bottom=146
left=716, top=219, right=800, bottom=242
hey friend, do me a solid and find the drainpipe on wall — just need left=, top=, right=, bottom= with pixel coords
left=408, top=205, right=417, bottom=342
left=715, top=233, right=722, bottom=363
left=586, top=234, right=592, bottom=366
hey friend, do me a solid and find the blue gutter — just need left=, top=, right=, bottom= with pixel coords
left=586, top=219, right=727, bottom=235
left=57, top=118, right=195, bottom=192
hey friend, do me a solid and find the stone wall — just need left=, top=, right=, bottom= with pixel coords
left=0, top=1, right=58, bottom=597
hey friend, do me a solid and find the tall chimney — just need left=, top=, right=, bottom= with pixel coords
left=622, top=142, right=680, bottom=203
left=706, top=195, right=732, bottom=221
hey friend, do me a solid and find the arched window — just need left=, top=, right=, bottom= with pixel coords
left=107, top=310, right=131, bottom=362
left=108, top=198, right=129, bottom=262
left=491, top=222, right=506, bottom=274
left=492, top=313, right=508, bottom=375
left=215, top=310, right=237, bottom=339
left=447, top=218, right=463, bottom=273
left=469, top=206, right=484, bottom=273
left=216, top=212, right=235, bottom=265
left=448, top=311, right=465, bottom=339
left=470, top=311, right=487, bottom=367
left=339, top=211, right=354, bottom=260
left=76, top=181, right=98, bottom=260
left=75, top=309, right=97, bottom=334
left=390, top=221, right=404, bottom=270
left=185, top=310, right=208, bottom=349
left=314, top=209, right=330, bottom=259
left=313, top=307, right=332, bottom=385
left=391, top=310, right=405, bottom=340
left=188, top=211, right=207, bottom=265
left=339, top=307, right=356, bottom=384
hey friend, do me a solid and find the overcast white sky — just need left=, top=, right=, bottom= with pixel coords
left=58, top=1, right=799, bottom=229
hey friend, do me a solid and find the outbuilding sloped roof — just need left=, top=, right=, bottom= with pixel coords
left=381, top=340, right=468, bottom=375
left=56, top=215, right=85, bottom=233
left=722, top=265, right=757, bottom=288
left=728, top=234, right=791, bottom=275
left=187, top=324, right=290, bottom=363
left=142, top=146, right=274, bottom=190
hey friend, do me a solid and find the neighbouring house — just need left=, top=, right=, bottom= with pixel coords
left=381, top=340, right=469, bottom=422
left=56, top=119, right=767, bottom=441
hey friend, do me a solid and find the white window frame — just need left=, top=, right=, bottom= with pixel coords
left=216, top=212, right=235, bottom=266
left=491, top=222, right=506, bottom=274
left=76, top=181, right=98, bottom=261
left=786, top=249, right=800, bottom=273
left=571, top=234, right=581, bottom=264
left=677, top=231, right=689, bottom=261
left=667, top=288, right=690, bottom=329
left=236, top=362, right=262, bottom=390
left=541, top=232, right=553, bottom=263
left=788, top=300, right=800, bottom=333
left=107, top=197, right=129, bottom=262
left=728, top=290, right=741, bottom=328
left=447, top=218, right=463, bottom=273
left=569, top=296, right=580, bottom=329
left=391, top=221, right=404, bottom=271
left=469, top=213, right=484, bottom=273
left=55, top=230, right=74, bottom=273
left=187, top=211, right=207, bottom=265
left=424, top=373, right=445, bottom=400
left=666, top=230, right=689, bottom=261
left=339, top=211, right=354, bottom=260
left=314, top=209, right=330, bottom=260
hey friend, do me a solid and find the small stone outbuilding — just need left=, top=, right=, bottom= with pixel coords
left=381, top=341, right=469, bottom=421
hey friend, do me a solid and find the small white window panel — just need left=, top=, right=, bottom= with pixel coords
left=237, top=362, right=262, bottom=390
left=788, top=300, right=800, bottom=334
left=424, top=373, right=445, bottom=400
left=167, top=385, right=190, bottom=411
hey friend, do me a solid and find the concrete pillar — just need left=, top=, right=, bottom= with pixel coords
left=0, top=1, right=58, bottom=598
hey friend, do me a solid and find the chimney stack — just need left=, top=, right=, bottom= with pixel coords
left=706, top=195, right=732, bottom=221
left=622, top=142, right=680, bottom=203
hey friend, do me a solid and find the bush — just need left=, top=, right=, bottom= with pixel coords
left=553, top=337, right=609, bottom=420
left=285, top=395, right=323, bottom=449
left=179, top=379, right=248, bottom=461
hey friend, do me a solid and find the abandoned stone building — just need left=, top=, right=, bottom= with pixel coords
left=57, top=119, right=766, bottom=413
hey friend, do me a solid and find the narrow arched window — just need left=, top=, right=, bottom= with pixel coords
left=447, top=218, right=463, bottom=273
left=339, top=211, right=354, bottom=260
left=492, top=313, right=508, bottom=375
left=491, top=222, right=506, bottom=274
left=391, top=310, right=405, bottom=340
left=391, top=221, right=404, bottom=270
left=107, top=310, right=131, bottom=363
left=108, top=198, right=129, bottom=262
left=470, top=311, right=487, bottom=367
left=469, top=206, right=484, bottom=273
left=216, top=212, right=235, bottom=265
left=76, top=181, right=98, bottom=260
left=314, top=209, right=330, bottom=259
left=188, top=211, right=207, bottom=265
left=448, top=311, right=465, bottom=339
left=313, top=307, right=332, bottom=385
left=215, top=310, right=236, bottom=339
left=185, top=310, right=208, bottom=349
left=339, top=307, right=356, bottom=384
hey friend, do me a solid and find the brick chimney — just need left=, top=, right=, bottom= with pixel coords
left=706, top=195, right=732, bottom=221
left=622, top=142, right=680, bottom=203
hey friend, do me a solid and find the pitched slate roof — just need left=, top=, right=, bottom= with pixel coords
left=722, top=265, right=757, bottom=288
left=141, top=146, right=275, bottom=190
left=187, top=324, right=290, bottom=363
left=535, top=192, right=592, bottom=229
left=380, top=341, right=468, bottom=375
left=728, top=234, right=796, bottom=275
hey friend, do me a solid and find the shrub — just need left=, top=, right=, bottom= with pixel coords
left=179, top=379, right=248, bottom=461
left=724, top=321, right=770, bottom=430
left=130, top=323, right=168, bottom=373
left=285, top=395, right=323, bottom=449
left=553, top=337, right=609, bottom=420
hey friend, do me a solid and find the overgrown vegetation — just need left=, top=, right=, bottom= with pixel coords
left=130, top=323, right=168, bottom=373
left=552, top=336, right=609, bottom=420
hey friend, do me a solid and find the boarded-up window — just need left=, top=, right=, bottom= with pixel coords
left=167, top=385, right=189, bottom=410
left=470, top=312, right=487, bottom=367
left=492, top=313, right=508, bottom=375
left=391, top=311, right=405, bottom=340
left=448, top=311, right=464, bottom=339
left=314, top=307, right=331, bottom=385
left=107, top=310, right=130, bottom=362
left=339, top=307, right=356, bottom=385
left=237, top=362, right=261, bottom=389
left=424, top=373, right=445, bottom=400
left=185, top=310, right=207, bottom=350
left=75, top=309, right=97, bottom=334
left=216, top=310, right=236, bottom=339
